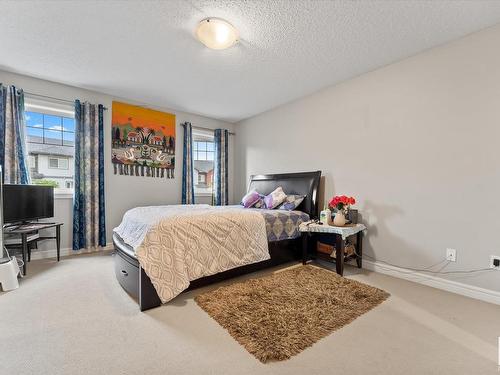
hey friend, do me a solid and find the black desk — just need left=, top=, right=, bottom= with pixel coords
left=4, top=222, right=63, bottom=275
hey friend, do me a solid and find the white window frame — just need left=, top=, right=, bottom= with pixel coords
left=24, top=96, right=75, bottom=199
left=48, top=158, right=58, bottom=169
left=193, top=140, right=215, bottom=161
left=192, top=130, right=215, bottom=197
left=48, top=157, right=69, bottom=170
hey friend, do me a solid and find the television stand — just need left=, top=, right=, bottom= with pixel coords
left=3, top=222, right=63, bottom=275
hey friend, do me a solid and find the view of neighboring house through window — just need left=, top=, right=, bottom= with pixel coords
left=24, top=99, right=75, bottom=193
left=193, top=132, right=214, bottom=196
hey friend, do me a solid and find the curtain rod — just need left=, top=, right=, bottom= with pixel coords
left=24, top=93, right=234, bottom=127
left=24, top=91, right=108, bottom=110
left=190, top=124, right=235, bottom=136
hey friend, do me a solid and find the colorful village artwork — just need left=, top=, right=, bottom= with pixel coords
left=111, top=101, right=176, bottom=178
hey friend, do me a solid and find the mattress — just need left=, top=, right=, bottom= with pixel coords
left=113, top=204, right=309, bottom=255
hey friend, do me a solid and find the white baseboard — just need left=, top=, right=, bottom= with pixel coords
left=28, top=243, right=114, bottom=260
left=363, top=259, right=500, bottom=306
left=22, top=244, right=500, bottom=305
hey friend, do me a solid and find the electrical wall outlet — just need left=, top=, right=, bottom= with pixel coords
left=446, top=248, right=457, bottom=262
left=490, top=255, right=500, bottom=270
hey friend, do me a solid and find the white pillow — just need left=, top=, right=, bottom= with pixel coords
left=263, top=187, right=287, bottom=209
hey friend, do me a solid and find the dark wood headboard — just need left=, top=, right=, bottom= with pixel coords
left=248, top=171, right=322, bottom=219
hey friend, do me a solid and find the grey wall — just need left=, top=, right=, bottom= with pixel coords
left=234, top=24, right=500, bottom=292
left=3, top=24, right=500, bottom=294
left=0, top=70, right=234, bottom=252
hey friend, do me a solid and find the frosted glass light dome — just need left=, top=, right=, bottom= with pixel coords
left=195, top=18, right=239, bottom=50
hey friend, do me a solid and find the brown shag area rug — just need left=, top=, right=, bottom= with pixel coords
left=195, top=265, right=389, bottom=363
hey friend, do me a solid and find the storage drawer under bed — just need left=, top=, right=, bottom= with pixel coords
left=114, top=251, right=139, bottom=299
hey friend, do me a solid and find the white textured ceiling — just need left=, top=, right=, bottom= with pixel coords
left=1, top=1, right=500, bottom=123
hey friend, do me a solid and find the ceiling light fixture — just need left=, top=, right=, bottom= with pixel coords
left=195, top=18, right=239, bottom=50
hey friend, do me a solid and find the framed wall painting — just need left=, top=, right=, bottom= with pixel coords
left=111, top=101, right=176, bottom=178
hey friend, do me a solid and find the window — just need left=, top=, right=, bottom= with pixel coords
left=193, top=141, right=214, bottom=161
left=25, top=112, right=75, bottom=146
left=24, top=100, right=75, bottom=195
left=48, top=157, right=69, bottom=170
left=49, top=158, right=58, bottom=168
left=193, top=133, right=214, bottom=196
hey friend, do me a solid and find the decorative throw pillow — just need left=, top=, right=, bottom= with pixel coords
left=264, top=187, right=287, bottom=209
left=278, top=194, right=306, bottom=210
left=254, top=197, right=265, bottom=208
left=240, top=190, right=261, bottom=208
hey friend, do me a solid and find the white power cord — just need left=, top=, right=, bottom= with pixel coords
left=351, top=248, right=492, bottom=275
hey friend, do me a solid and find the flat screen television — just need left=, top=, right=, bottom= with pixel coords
left=3, top=184, right=54, bottom=224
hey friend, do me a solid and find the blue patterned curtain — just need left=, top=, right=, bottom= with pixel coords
left=0, top=84, right=30, bottom=184
left=73, top=100, right=106, bottom=250
left=181, top=122, right=195, bottom=204
left=213, top=129, right=228, bottom=206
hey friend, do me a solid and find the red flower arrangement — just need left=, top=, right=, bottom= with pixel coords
left=328, top=195, right=356, bottom=212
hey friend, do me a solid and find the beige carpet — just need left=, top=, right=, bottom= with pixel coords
left=196, top=265, right=389, bottom=362
left=1, top=253, right=500, bottom=375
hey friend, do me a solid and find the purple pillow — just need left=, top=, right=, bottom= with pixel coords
left=264, top=187, right=287, bottom=209
left=240, top=190, right=261, bottom=208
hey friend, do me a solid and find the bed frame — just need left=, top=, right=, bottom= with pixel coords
left=113, top=170, right=321, bottom=311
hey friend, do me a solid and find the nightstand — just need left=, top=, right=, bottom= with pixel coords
left=299, top=222, right=366, bottom=276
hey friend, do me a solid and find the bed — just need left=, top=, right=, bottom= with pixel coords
left=113, top=170, right=321, bottom=311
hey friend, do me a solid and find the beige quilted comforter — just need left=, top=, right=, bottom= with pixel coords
left=130, top=206, right=269, bottom=303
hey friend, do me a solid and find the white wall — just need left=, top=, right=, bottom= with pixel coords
left=235, top=24, right=500, bottom=292
left=0, top=70, right=234, bottom=252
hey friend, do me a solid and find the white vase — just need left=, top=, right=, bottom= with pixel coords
left=333, top=211, right=346, bottom=226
